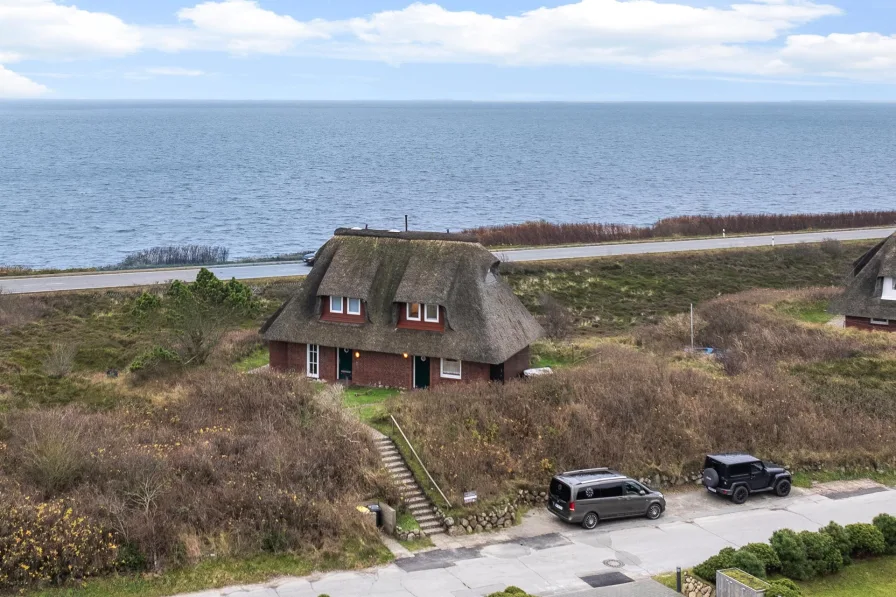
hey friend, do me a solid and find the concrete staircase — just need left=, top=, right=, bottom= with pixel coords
left=373, top=436, right=445, bottom=536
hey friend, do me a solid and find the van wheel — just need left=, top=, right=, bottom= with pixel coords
left=775, top=479, right=792, bottom=497
left=731, top=486, right=749, bottom=505
left=646, top=504, right=662, bottom=520
left=581, top=512, right=599, bottom=530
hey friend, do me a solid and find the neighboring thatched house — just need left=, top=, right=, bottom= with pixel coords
left=830, top=233, right=896, bottom=331
left=260, top=228, right=543, bottom=388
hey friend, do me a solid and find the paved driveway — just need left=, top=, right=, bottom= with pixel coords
left=177, top=484, right=896, bottom=597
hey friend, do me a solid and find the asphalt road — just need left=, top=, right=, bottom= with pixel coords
left=174, top=483, right=896, bottom=597
left=2, top=227, right=893, bottom=295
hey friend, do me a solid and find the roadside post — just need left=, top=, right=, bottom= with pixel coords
left=676, top=567, right=682, bottom=592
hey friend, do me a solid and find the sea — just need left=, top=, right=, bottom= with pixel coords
left=1, top=101, right=895, bottom=269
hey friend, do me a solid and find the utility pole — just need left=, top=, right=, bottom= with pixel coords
left=404, top=215, right=408, bottom=232
left=690, top=303, right=695, bottom=352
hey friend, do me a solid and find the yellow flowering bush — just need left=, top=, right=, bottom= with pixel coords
left=0, top=499, right=118, bottom=590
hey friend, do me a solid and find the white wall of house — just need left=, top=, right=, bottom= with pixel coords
left=882, top=277, right=896, bottom=301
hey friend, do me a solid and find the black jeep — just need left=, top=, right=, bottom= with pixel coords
left=702, top=454, right=792, bottom=504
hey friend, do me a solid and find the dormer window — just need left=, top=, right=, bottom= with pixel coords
left=347, top=298, right=361, bottom=315
left=407, top=302, right=421, bottom=321
left=330, top=296, right=344, bottom=313
left=424, top=304, right=440, bottom=323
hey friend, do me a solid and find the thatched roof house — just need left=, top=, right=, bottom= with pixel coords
left=830, top=233, right=896, bottom=331
left=261, top=228, right=543, bottom=388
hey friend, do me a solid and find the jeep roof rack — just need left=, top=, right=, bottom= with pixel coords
left=707, top=453, right=760, bottom=465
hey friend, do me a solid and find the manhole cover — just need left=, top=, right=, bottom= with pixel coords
left=603, top=559, right=625, bottom=568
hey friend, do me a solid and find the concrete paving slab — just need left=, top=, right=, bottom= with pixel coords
left=694, top=508, right=819, bottom=546
left=601, top=522, right=731, bottom=575
left=399, top=568, right=470, bottom=597
left=448, top=556, right=556, bottom=592
left=789, top=489, right=896, bottom=527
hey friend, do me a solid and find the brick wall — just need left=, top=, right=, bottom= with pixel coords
left=354, top=350, right=413, bottom=388
left=429, top=357, right=490, bottom=386
left=845, top=316, right=896, bottom=332
left=503, top=346, right=531, bottom=380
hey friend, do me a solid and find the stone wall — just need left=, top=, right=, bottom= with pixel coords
left=440, top=502, right=520, bottom=536
left=684, top=572, right=715, bottom=597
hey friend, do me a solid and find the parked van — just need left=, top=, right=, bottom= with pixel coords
left=547, top=468, right=666, bottom=529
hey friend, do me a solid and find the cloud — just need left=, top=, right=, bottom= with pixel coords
left=0, top=0, right=141, bottom=61
left=1, top=0, right=896, bottom=86
left=145, top=67, right=206, bottom=77
left=174, top=0, right=328, bottom=54
left=0, top=64, right=49, bottom=97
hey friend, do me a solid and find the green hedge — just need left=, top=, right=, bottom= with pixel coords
left=692, top=513, right=894, bottom=591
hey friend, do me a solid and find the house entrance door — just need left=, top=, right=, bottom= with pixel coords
left=338, top=348, right=353, bottom=381
left=413, top=356, right=430, bottom=389
left=490, top=363, right=505, bottom=382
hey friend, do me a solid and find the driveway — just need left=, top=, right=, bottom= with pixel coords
left=177, top=482, right=896, bottom=597
left=3, top=227, right=893, bottom=294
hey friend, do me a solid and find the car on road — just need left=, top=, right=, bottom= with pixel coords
left=702, top=454, right=792, bottom=504
left=302, top=251, right=317, bottom=266
left=547, top=468, right=666, bottom=529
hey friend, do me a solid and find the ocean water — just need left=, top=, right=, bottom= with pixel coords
left=1, top=101, right=895, bottom=269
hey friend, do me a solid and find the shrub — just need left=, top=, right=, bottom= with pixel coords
left=798, top=530, right=843, bottom=575
left=14, top=410, right=89, bottom=497
left=819, top=238, right=845, bottom=258
left=845, top=523, right=886, bottom=558
left=820, top=522, right=854, bottom=564
left=767, top=579, right=802, bottom=597
left=771, top=529, right=813, bottom=581
left=741, top=543, right=782, bottom=574
left=538, top=294, right=575, bottom=341
left=128, top=346, right=181, bottom=381
left=0, top=499, right=118, bottom=590
left=732, top=549, right=767, bottom=579
left=133, top=291, right=162, bottom=315
left=116, top=245, right=228, bottom=268
left=693, top=547, right=737, bottom=582
left=42, top=343, right=78, bottom=378
left=487, top=588, right=532, bottom=597
left=872, top=513, right=896, bottom=554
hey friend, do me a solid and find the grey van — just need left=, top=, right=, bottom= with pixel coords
left=547, top=468, right=666, bottom=529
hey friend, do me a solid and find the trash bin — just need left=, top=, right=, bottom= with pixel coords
left=367, top=504, right=383, bottom=527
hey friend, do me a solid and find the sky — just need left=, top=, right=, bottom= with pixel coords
left=0, top=0, right=895, bottom=100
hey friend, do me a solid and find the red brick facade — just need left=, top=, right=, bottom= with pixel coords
left=268, top=342, right=531, bottom=389
left=845, top=316, right=896, bottom=332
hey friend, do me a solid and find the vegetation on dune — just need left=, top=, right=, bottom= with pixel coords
left=391, top=287, right=896, bottom=503
left=501, top=241, right=871, bottom=334
left=469, top=210, right=896, bottom=247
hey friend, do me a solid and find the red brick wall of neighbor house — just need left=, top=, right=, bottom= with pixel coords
left=270, top=341, right=289, bottom=370
left=845, top=316, right=896, bottom=332
left=503, top=346, right=531, bottom=380
left=320, top=346, right=338, bottom=381
left=287, top=342, right=306, bottom=371
left=397, top=304, right=446, bottom=332
left=320, top=297, right=366, bottom=324
left=353, top=350, right=414, bottom=388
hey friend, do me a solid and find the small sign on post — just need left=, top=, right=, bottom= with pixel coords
left=463, top=490, right=478, bottom=505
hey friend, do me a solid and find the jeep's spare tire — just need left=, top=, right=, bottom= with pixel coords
left=702, top=468, right=720, bottom=488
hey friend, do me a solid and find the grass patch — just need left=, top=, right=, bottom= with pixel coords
left=343, top=386, right=400, bottom=424
left=653, top=571, right=683, bottom=590
left=776, top=298, right=833, bottom=324
left=502, top=241, right=873, bottom=335
left=791, top=469, right=896, bottom=489
left=798, top=555, right=896, bottom=596
left=233, top=346, right=269, bottom=372
left=397, top=511, right=420, bottom=531
left=398, top=535, right=434, bottom=552
left=28, top=541, right=393, bottom=597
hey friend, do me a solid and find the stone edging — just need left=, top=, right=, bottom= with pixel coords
left=684, top=572, right=715, bottom=597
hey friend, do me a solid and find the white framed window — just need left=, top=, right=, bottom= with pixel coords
left=424, top=304, right=440, bottom=322
left=406, top=302, right=421, bottom=321
left=347, top=297, right=361, bottom=315
left=306, top=344, right=319, bottom=378
left=440, top=358, right=462, bottom=379
left=330, top=296, right=344, bottom=313
left=870, top=318, right=890, bottom=326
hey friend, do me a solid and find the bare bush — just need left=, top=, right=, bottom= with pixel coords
left=820, top=238, right=846, bottom=258
left=539, top=294, right=575, bottom=340
left=0, top=288, right=47, bottom=329
left=42, top=342, right=78, bottom=378
left=116, top=245, right=229, bottom=268
left=469, top=210, right=896, bottom=247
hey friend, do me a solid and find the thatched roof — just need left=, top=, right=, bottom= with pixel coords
left=261, top=229, right=543, bottom=364
left=830, top=233, right=896, bottom=320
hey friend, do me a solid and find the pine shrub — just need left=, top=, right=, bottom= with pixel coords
left=872, top=513, right=896, bottom=554
left=771, top=529, right=813, bottom=581
left=732, top=549, right=767, bottom=579
left=819, top=522, right=853, bottom=564
left=693, top=547, right=737, bottom=582
left=798, top=530, right=843, bottom=575
left=767, top=579, right=802, bottom=597
left=741, top=542, right=782, bottom=573
left=845, top=523, right=886, bottom=558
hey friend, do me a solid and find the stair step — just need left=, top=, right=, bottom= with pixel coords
left=379, top=449, right=401, bottom=457
left=384, top=462, right=407, bottom=470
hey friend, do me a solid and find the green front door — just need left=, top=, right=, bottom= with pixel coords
left=338, top=348, right=353, bottom=381
left=413, top=356, right=430, bottom=389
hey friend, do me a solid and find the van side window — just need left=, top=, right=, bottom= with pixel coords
left=600, top=483, right=623, bottom=498
left=576, top=486, right=599, bottom=500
